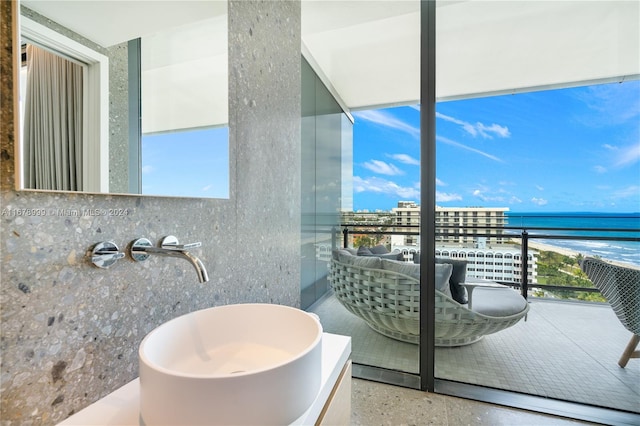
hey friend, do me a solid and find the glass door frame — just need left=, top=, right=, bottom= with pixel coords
left=419, top=0, right=436, bottom=393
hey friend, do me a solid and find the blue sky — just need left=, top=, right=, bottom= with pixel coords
left=352, top=80, right=640, bottom=213
left=142, top=127, right=229, bottom=199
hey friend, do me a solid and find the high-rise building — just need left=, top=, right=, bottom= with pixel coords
left=389, top=203, right=536, bottom=283
left=390, top=203, right=509, bottom=246
left=435, top=206, right=509, bottom=245
left=391, top=201, right=421, bottom=245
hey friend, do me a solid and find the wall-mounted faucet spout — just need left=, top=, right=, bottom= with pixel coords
left=130, top=237, right=209, bottom=283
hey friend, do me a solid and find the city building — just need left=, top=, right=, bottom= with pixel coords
left=390, top=203, right=510, bottom=246
left=435, top=206, right=509, bottom=245
left=435, top=245, right=538, bottom=285
left=390, top=203, right=536, bottom=284
left=388, top=242, right=538, bottom=285
left=391, top=201, right=420, bottom=245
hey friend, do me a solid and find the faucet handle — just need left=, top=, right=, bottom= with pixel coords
left=160, top=235, right=201, bottom=251
left=91, top=241, right=125, bottom=268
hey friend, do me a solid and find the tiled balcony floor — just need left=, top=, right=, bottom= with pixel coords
left=309, top=293, right=640, bottom=414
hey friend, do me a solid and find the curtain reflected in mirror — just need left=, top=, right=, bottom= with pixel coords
left=22, top=44, right=84, bottom=191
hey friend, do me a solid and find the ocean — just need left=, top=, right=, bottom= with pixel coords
left=505, top=212, right=640, bottom=266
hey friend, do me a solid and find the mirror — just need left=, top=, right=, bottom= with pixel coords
left=17, top=0, right=229, bottom=199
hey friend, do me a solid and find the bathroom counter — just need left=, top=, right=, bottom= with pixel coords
left=58, top=332, right=351, bottom=425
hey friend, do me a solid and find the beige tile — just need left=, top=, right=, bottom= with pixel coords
left=312, top=295, right=640, bottom=414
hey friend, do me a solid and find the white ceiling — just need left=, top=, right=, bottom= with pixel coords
left=21, top=0, right=640, bottom=130
left=302, top=0, right=640, bottom=109
left=21, top=0, right=227, bottom=47
left=22, top=0, right=228, bottom=133
left=140, top=14, right=228, bottom=134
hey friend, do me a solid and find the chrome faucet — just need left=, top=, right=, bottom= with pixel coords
left=130, top=236, right=209, bottom=283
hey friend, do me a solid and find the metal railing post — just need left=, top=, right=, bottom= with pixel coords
left=521, top=230, right=529, bottom=299
left=343, top=227, right=349, bottom=249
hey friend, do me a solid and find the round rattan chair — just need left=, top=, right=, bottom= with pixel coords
left=580, top=257, right=640, bottom=368
left=329, top=257, right=529, bottom=347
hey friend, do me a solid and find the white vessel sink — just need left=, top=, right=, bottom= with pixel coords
left=139, top=303, right=323, bottom=425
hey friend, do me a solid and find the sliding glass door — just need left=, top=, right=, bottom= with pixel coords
left=433, top=0, right=640, bottom=417
left=301, top=0, right=639, bottom=421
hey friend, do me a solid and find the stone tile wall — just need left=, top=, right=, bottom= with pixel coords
left=0, top=1, right=301, bottom=424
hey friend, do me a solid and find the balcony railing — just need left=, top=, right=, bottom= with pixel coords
left=337, top=219, right=640, bottom=300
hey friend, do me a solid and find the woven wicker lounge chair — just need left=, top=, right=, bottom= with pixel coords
left=580, top=257, right=640, bottom=368
left=329, top=253, right=529, bottom=347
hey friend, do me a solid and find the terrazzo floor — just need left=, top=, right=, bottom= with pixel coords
left=351, top=378, right=595, bottom=425
left=310, top=294, right=640, bottom=415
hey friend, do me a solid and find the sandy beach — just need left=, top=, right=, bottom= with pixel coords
left=524, top=240, right=639, bottom=268
left=526, top=241, right=584, bottom=258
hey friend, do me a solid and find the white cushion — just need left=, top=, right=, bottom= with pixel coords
left=472, top=287, right=528, bottom=317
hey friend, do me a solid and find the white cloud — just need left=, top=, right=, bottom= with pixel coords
left=578, top=82, right=640, bottom=126
left=362, top=160, right=403, bottom=176
left=389, top=153, right=419, bottom=166
left=142, top=165, right=154, bottom=174
left=437, top=112, right=478, bottom=136
left=353, top=176, right=420, bottom=199
left=613, top=143, right=640, bottom=168
left=471, top=184, right=522, bottom=205
left=612, top=185, right=639, bottom=200
left=437, top=191, right=462, bottom=202
left=436, top=178, right=446, bottom=186
left=535, top=185, right=544, bottom=191
left=477, top=123, right=511, bottom=138
left=472, top=188, right=506, bottom=203
left=437, top=136, right=504, bottom=162
left=202, top=184, right=212, bottom=191
left=595, top=142, right=639, bottom=171
left=353, top=110, right=420, bottom=140
left=436, top=112, right=511, bottom=138
left=531, top=197, right=548, bottom=206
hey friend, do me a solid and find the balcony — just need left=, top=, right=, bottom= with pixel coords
left=308, top=217, right=639, bottom=417
left=310, top=293, right=639, bottom=414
